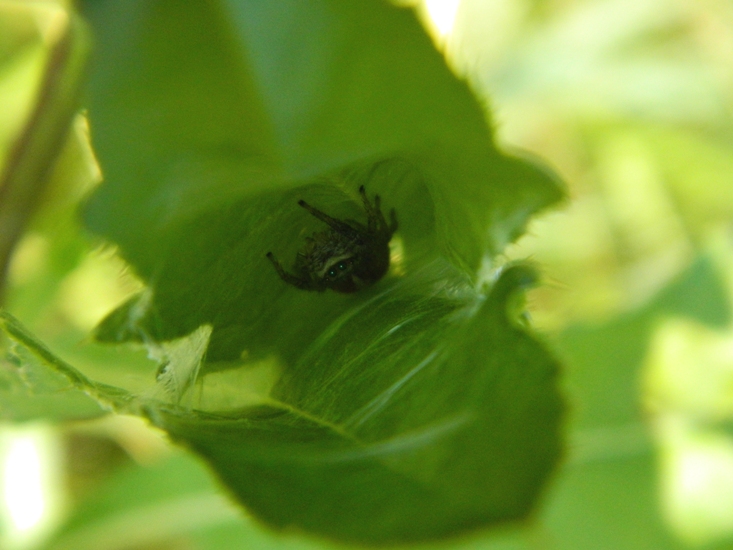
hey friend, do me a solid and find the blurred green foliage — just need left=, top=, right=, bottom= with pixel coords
left=1, top=0, right=733, bottom=548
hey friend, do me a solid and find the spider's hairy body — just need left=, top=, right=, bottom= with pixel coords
left=266, top=186, right=397, bottom=293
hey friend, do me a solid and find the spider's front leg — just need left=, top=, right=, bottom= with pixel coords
left=298, top=200, right=357, bottom=236
left=266, top=252, right=313, bottom=290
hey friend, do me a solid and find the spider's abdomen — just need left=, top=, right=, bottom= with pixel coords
left=350, top=238, right=390, bottom=286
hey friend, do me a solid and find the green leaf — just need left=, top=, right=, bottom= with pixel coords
left=76, top=0, right=565, bottom=544
left=2, top=265, right=563, bottom=544
left=80, top=0, right=562, bottom=287
left=82, top=0, right=563, bottom=362
left=0, top=310, right=129, bottom=421
left=146, top=265, right=563, bottom=545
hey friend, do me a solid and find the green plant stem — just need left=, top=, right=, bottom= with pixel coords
left=0, top=13, right=88, bottom=304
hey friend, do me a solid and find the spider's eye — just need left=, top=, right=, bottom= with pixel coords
left=328, top=269, right=337, bottom=278
left=338, top=262, right=347, bottom=271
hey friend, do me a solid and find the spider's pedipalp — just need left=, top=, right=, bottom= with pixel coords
left=266, top=252, right=312, bottom=290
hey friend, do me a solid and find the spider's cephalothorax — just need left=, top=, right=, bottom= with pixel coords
left=266, top=186, right=397, bottom=293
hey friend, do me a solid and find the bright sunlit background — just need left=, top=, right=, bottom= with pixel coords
left=0, top=425, right=64, bottom=549
left=2, top=0, right=733, bottom=548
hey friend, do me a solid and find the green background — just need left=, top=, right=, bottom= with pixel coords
left=1, top=0, right=733, bottom=548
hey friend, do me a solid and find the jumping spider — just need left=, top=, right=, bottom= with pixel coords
left=266, top=186, right=397, bottom=293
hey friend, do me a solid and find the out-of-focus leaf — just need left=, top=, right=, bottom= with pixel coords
left=46, top=452, right=240, bottom=550
left=536, top=254, right=730, bottom=548
left=49, top=438, right=534, bottom=550
left=481, top=0, right=724, bottom=125
left=555, top=255, right=728, bottom=429
left=641, top=127, right=733, bottom=232
left=543, top=453, right=683, bottom=550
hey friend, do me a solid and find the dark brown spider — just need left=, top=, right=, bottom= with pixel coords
left=266, top=186, right=397, bottom=293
